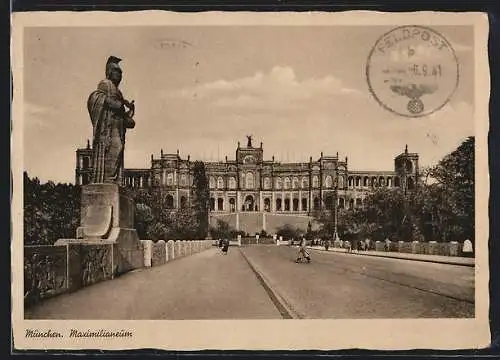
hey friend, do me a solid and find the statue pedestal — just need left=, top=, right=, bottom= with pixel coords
left=56, top=183, right=143, bottom=275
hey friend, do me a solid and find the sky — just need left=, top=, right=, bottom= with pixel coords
left=23, top=25, right=475, bottom=184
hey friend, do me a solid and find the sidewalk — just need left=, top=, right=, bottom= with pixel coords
left=307, top=246, right=475, bottom=267
left=25, top=247, right=282, bottom=320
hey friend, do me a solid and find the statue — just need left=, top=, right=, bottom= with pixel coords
left=87, top=56, right=136, bottom=184
left=246, top=135, right=253, bottom=148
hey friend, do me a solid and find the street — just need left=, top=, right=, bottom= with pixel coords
left=241, top=245, right=474, bottom=319
left=25, top=245, right=474, bottom=320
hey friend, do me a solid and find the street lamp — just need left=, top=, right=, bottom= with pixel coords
left=333, top=184, right=339, bottom=242
left=206, top=201, right=211, bottom=240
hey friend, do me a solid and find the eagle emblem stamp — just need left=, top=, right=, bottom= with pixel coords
left=366, top=25, right=459, bottom=117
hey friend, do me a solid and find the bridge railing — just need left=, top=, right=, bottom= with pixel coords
left=24, top=239, right=213, bottom=307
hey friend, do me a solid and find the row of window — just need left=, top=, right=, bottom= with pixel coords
left=114, top=174, right=414, bottom=190
left=208, top=174, right=405, bottom=190
left=209, top=174, right=336, bottom=190
left=209, top=196, right=366, bottom=212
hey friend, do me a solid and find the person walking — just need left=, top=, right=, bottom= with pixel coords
left=221, top=238, right=229, bottom=255
left=295, top=238, right=311, bottom=263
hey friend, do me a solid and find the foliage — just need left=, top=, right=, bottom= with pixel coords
left=131, top=161, right=210, bottom=241
left=191, top=161, right=210, bottom=239
left=24, top=172, right=81, bottom=245
left=276, top=224, right=304, bottom=240
left=209, top=219, right=234, bottom=239
left=428, top=136, right=475, bottom=242
left=313, top=137, right=475, bottom=245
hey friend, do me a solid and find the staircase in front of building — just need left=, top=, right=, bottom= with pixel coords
left=209, top=211, right=317, bottom=236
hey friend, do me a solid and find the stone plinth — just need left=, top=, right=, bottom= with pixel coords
left=76, top=183, right=134, bottom=239
left=56, top=183, right=143, bottom=275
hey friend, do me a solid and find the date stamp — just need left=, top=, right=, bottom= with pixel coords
left=366, top=25, right=459, bottom=117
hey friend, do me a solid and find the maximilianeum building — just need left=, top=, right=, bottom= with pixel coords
left=75, top=137, right=419, bottom=217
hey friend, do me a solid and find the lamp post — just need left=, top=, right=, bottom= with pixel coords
left=206, top=201, right=211, bottom=240
left=333, top=184, right=339, bottom=242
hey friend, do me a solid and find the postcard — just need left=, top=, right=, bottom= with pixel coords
left=11, top=10, right=490, bottom=350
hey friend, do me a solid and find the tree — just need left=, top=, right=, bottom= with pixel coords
left=276, top=224, right=303, bottom=240
left=23, top=172, right=81, bottom=245
left=209, top=219, right=233, bottom=239
left=191, top=161, right=210, bottom=239
left=428, top=136, right=475, bottom=243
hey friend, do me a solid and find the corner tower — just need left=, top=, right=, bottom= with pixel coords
left=394, top=145, right=419, bottom=192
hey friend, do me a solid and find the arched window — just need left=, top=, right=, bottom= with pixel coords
left=83, top=156, right=89, bottom=169
left=349, top=199, right=354, bottom=209
left=379, top=176, right=385, bottom=186
left=292, top=177, right=299, bottom=189
left=292, top=198, right=299, bottom=211
left=284, top=177, right=291, bottom=190
left=348, top=176, right=354, bottom=187
left=209, top=176, right=216, bottom=189
left=301, top=198, right=308, bottom=211
left=363, top=176, right=369, bottom=187
left=180, top=174, right=187, bottom=186
left=284, top=198, right=290, bottom=211
left=301, top=177, right=309, bottom=189
left=338, top=176, right=344, bottom=189
left=276, top=198, right=282, bottom=211
left=339, top=197, right=345, bottom=209
left=312, top=175, right=319, bottom=188
left=167, top=173, right=174, bottom=186
left=405, top=159, right=413, bottom=172
left=313, top=197, right=320, bottom=210
left=180, top=196, right=187, bottom=208
left=325, top=175, right=333, bottom=188
left=264, top=177, right=271, bottom=189
left=355, top=198, right=362, bottom=207
left=407, top=177, right=415, bottom=190
left=246, top=172, right=254, bottom=189
left=275, top=177, right=282, bottom=190
left=209, top=197, right=215, bottom=211
left=166, top=195, right=174, bottom=209
left=217, top=198, right=224, bottom=211
left=372, top=177, right=378, bottom=187
left=154, top=174, right=161, bottom=187
left=387, top=177, right=393, bottom=187
left=228, top=177, right=236, bottom=189
left=264, top=198, right=271, bottom=212
left=217, top=176, right=224, bottom=189
left=229, top=198, right=236, bottom=212
left=244, top=195, right=254, bottom=211
left=324, top=195, right=334, bottom=210
left=394, top=177, right=400, bottom=187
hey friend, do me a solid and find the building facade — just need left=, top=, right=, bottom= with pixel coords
left=75, top=137, right=419, bottom=215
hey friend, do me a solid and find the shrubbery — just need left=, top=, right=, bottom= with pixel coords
left=314, top=137, right=475, bottom=245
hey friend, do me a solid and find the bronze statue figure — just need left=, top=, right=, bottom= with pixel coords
left=87, top=56, right=136, bottom=184
left=246, top=135, right=253, bottom=148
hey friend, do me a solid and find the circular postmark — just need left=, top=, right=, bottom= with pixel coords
left=366, top=25, right=459, bottom=117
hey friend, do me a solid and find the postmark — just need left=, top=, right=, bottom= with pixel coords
left=366, top=25, right=459, bottom=117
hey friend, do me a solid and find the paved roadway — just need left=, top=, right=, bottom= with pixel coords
left=241, top=245, right=474, bottom=319
left=25, top=245, right=474, bottom=320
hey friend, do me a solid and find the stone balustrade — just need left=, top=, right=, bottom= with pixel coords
left=24, top=239, right=213, bottom=307
left=329, top=239, right=472, bottom=257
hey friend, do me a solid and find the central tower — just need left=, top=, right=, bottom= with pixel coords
left=236, top=137, right=264, bottom=211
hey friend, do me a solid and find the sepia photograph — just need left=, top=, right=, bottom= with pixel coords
left=11, top=11, right=490, bottom=350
